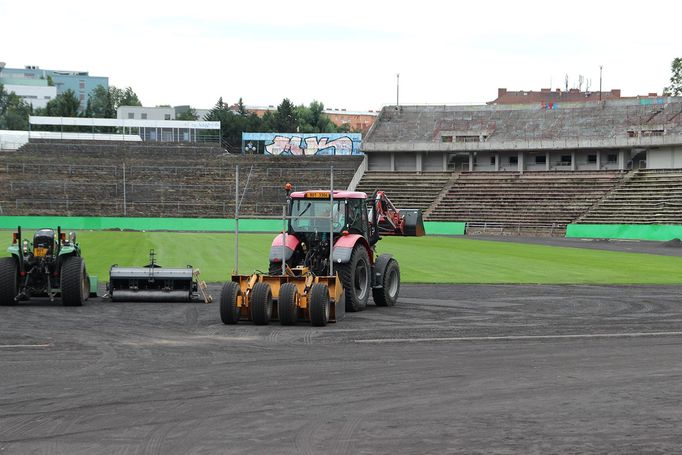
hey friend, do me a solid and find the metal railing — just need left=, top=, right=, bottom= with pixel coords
left=465, top=221, right=563, bottom=236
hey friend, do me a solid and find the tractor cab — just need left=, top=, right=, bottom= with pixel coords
left=32, top=229, right=57, bottom=259
left=288, top=190, right=369, bottom=237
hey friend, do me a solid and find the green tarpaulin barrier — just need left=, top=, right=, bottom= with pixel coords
left=0, top=216, right=466, bottom=236
left=423, top=221, right=465, bottom=235
left=0, top=216, right=280, bottom=232
left=566, top=224, right=682, bottom=241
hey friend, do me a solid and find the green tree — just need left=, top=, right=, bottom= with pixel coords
left=274, top=98, right=298, bottom=132
left=45, top=89, right=81, bottom=117
left=205, top=97, right=238, bottom=149
left=0, top=84, right=32, bottom=130
left=110, top=86, right=142, bottom=109
left=295, top=100, right=342, bottom=133
left=664, top=57, right=682, bottom=96
left=85, top=84, right=115, bottom=118
left=120, top=87, right=142, bottom=106
left=235, top=97, right=248, bottom=116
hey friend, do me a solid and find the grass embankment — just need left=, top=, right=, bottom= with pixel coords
left=48, top=231, right=682, bottom=284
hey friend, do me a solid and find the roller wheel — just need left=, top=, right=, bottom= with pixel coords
left=220, top=281, right=241, bottom=324
left=309, top=283, right=330, bottom=327
left=251, top=282, right=273, bottom=325
left=336, top=245, right=370, bottom=312
left=373, top=259, right=400, bottom=307
left=278, top=282, right=298, bottom=326
left=0, top=257, right=18, bottom=306
left=61, top=256, right=86, bottom=307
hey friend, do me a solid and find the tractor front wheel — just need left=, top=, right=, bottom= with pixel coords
left=278, top=282, right=298, bottom=326
left=61, top=256, right=86, bottom=306
left=251, top=282, right=273, bottom=325
left=337, top=245, right=370, bottom=312
left=309, top=283, right=330, bottom=327
left=0, top=257, right=18, bottom=306
left=373, top=258, right=400, bottom=307
left=220, top=281, right=242, bottom=324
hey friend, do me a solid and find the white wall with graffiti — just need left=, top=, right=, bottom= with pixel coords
left=241, top=133, right=362, bottom=155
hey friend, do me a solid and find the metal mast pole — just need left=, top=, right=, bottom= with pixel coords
left=234, top=165, right=239, bottom=274
left=122, top=162, right=127, bottom=216
left=329, top=166, right=334, bottom=276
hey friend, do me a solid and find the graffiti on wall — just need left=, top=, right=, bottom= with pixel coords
left=242, top=132, right=362, bottom=155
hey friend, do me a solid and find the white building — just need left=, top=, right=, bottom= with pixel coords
left=117, top=106, right=175, bottom=121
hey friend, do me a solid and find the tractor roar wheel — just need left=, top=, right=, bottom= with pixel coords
left=337, top=245, right=370, bottom=312
left=251, top=282, right=273, bottom=325
left=220, top=281, right=241, bottom=324
left=309, top=283, right=330, bottom=327
left=278, top=283, right=298, bottom=326
left=0, top=257, right=18, bottom=306
left=61, top=256, right=86, bottom=307
left=373, top=258, right=400, bottom=307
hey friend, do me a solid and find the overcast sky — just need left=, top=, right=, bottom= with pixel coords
left=2, top=0, right=680, bottom=111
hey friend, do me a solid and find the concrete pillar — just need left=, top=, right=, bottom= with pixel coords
left=546, top=151, right=550, bottom=171
left=468, top=152, right=474, bottom=171
left=494, top=153, right=500, bottom=171
left=596, top=151, right=601, bottom=170
left=390, top=152, right=395, bottom=171
left=571, top=151, right=576, bottom=171
left=618, top=150, right=625, bottom=170
left=442, top=152, right=448, bottom=171
left=416, top=152, right=423, bottom=173
left=518, top=151, right=524, bottom=172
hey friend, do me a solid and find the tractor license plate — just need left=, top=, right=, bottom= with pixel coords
left=306, top=191, right=330, bottom=199
left=33, top=247, right=48, bottom=257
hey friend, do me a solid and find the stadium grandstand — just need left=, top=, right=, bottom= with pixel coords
left=356, top=96, right=682, bottom=234
left=0, top=139, right=362, bottom=218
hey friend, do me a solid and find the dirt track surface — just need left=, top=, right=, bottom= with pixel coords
left=2, top=283, right=682, bottom=454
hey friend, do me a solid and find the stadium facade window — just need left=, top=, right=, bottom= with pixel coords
left=79, top=80, right=85, bottom=89
left=164, top=114, right=171, bottom=120
left=588, top=154, right=597, bottom=163
left=141, top=113, right=148, bottom=120
left=490, top=156, right=496, bottom=165
left=535, top=155, right=546, bottom=164
left=128, top=113, right=135, bottom=119
left=607, top=154, right=617, bottom=163
left=561, top=155, right=571, bottom=164
left=509, top=156, right=518, bottom=164
left=441, top=135, right=453, bottom=143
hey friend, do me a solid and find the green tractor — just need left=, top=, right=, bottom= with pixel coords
left=0, top=227, right=96, bottom=306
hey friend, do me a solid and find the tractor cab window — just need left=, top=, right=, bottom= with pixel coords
left=346, top=199, right=368, bottom=236
left=290, top=199, right=345, bottom=233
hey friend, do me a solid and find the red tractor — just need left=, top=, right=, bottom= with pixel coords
left=220, top=188, right=424, bottom=326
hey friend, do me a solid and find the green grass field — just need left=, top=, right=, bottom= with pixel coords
left=5, top=231, right=674, bottom=284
